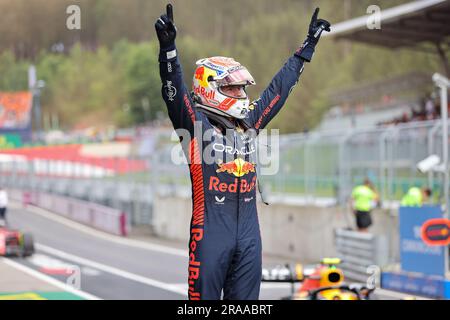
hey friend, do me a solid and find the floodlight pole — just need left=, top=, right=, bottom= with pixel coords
left=433, top=73, right=449, bottom=218
left=436, top=43, right=450, bottom=79
left=433, top=73, right=449, bottom=277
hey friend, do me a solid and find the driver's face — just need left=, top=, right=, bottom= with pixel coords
left=220, top=85, right=246, bottom=98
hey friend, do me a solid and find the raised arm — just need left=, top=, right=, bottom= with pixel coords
left=247, top=8, right=331, bottom=131
left=155, top=4, right=197, bottom=134
left=248, top=55, right=305, bottom=131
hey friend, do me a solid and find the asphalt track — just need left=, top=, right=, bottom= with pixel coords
left=6, top=203, right=297, bottom=300
left=4, top=202, right=427, bottom=300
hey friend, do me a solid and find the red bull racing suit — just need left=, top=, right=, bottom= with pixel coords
left=159, top=46, right=306, bottom=300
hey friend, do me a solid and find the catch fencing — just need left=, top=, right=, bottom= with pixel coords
left=0, top=119, right=449, bottom=226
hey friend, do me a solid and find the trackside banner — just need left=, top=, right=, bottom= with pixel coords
left=0, top=92, right=32, bottom=129
left=399, top=206, right=445, bottom=277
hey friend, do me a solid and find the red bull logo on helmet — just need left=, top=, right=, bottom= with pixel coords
left=194, top=66, right=205, bottom=81
left=193, top=85, right=216, bottom=100
left=216, top=158, right=255, bottom=177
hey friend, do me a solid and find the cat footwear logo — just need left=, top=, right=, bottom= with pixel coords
left=214, top=196, right=225, bottom=205
left=216, top=158, right=255, bottom=177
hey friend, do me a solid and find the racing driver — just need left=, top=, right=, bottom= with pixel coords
left=155, top=3, right=330, bottom=300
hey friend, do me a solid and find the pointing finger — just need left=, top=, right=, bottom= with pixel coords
left=167, top=3, right=174, bottom=22
left=312, top=7, right=319, bottom=22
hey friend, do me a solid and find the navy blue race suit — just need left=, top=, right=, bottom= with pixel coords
left=158, top=45, right=306, bottom=300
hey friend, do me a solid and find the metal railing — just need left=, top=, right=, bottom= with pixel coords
left=1, top=119, right=449, bottom=226
left=334, top=228, right=388, bottom=282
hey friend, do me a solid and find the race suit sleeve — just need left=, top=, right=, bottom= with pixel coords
left=247, top=54, right=305, bottom=131
left=159, top=44, right=197, bottom=135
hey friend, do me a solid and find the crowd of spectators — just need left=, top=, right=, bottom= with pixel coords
left=377, top=93, right=444, bottom=126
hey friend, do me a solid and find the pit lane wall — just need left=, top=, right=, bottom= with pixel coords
left=153, top=194, right=398, bottom=263
left=9, top=189, right=128, bottom=236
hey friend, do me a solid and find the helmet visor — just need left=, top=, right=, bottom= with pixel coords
left=215, top=67, right=255, bottom=87
left=218, top=85, right=248, bottom=99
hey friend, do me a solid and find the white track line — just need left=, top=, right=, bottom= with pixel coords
left=36, top=243, right=188, bottom=297
left=376, top=288, right=431, bottom=300
left=1, top=257, right=100, bottom=300
left=11, top=201, right=187, bottom=257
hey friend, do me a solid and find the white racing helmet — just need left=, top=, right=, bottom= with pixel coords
left=192, top=57, right=255, bottom=119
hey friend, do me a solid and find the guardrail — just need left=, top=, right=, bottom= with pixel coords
left=334, top=228, right=388, bottom=282
left=2, top=119, right=448, bottom=207
left=1, top=176, right=154, bottom=226
left=9, top=189, right=128, bottom=237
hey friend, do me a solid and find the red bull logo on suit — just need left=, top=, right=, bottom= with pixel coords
left=216, top=158, right=255, bottom=177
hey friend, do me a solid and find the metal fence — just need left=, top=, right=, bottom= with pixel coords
left=334, top=228, right=388, bottom=282
left=266, top=119, right=449, bottom=205
left=1, top=119, right=449, bottom=226
left=149, top=119, right=449, bottom=204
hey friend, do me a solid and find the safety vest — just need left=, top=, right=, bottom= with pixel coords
left=401, top=187, right=423, bottom=207
left=351, top=185, right=376, bottom=212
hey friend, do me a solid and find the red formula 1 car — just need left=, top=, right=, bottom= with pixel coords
left=0, top=220, right=35, bottom=257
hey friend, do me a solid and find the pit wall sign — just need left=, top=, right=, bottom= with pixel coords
left=399, top=206, right=445, bottom=277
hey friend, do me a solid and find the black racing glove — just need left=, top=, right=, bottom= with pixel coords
left=155, top=4, right=177, bottom=50
left=296, top=8, right=331, bottom=62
